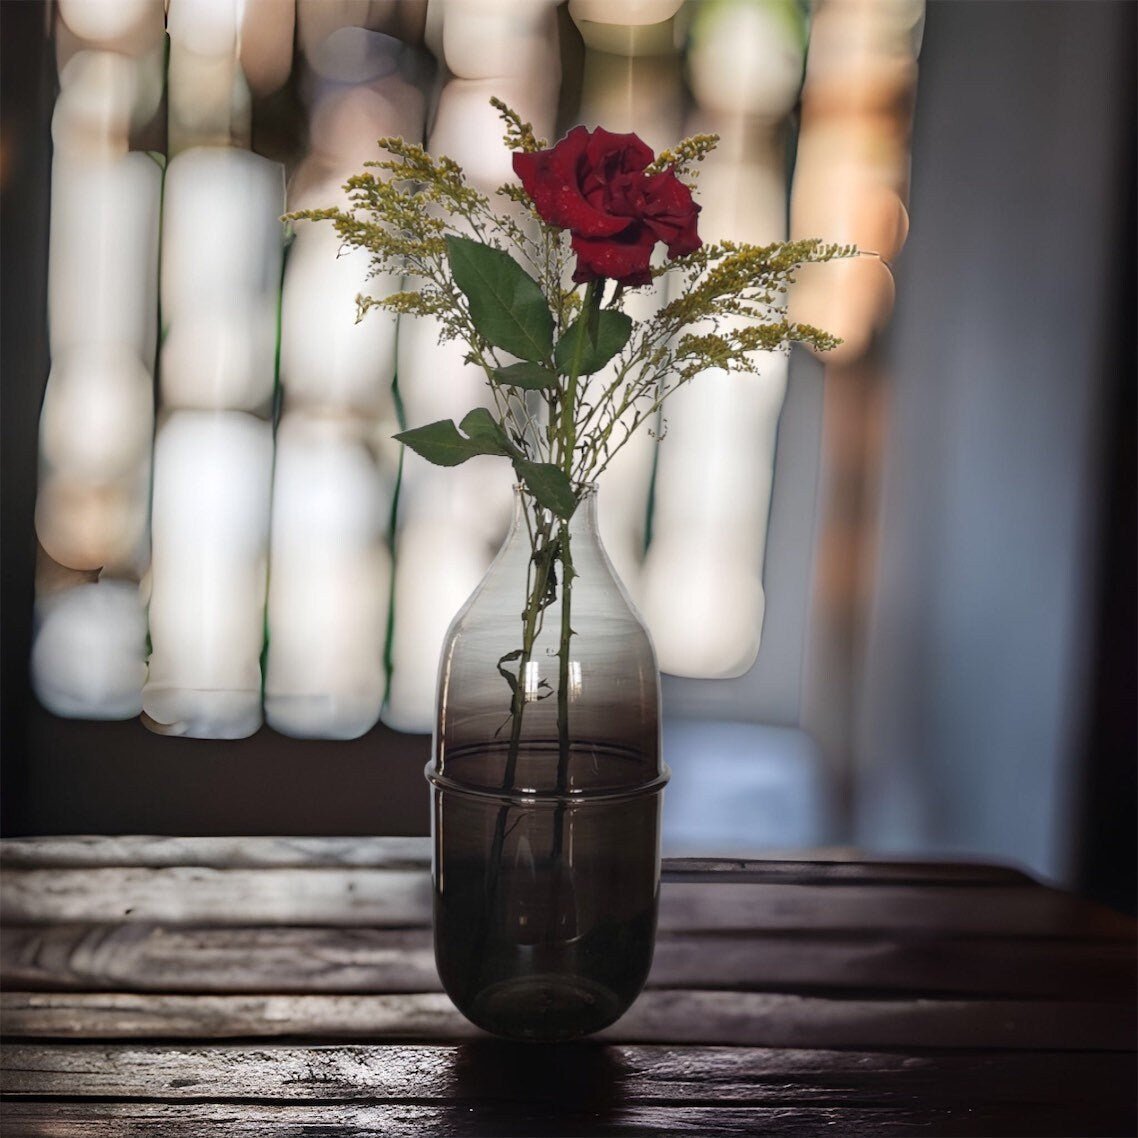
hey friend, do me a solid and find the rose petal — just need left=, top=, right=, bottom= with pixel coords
left=571, top=223, right=657, bottom=287
left=583, top=127, right=653, bottom=177
left=512, top=127, right=630, bottom=238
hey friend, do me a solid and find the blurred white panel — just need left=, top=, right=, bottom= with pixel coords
left=429, top=73, right=559, bottom=191
left=162, top=146, right=286, bottom=323
left=48, top=151, right=161, bottom=362
left=160, top=296, right=279, bottom=414
left=280, top=226, right=400, bottom=423
left=161, top=148, right=285, bottom=325
left=639, top=2, right=805, bottom=679
left=642, top=356, right=788, bottom=677
left=35, top=471, right=151, bottom=575
left=580, top=284, right=664, bottom=600
left=265, top=414, right=393, bottom=739
left=144, top=411, right=274, bottom=739
left=58, top=0, right=164, bottom=55
left=167, top=44, right=252, bottom=154
left=40, top=346, right=153, bottom=481
left=167, top=0, right=251, bottom=153
left=384, top=515, right=498, bottom=734
left=642, top=116, right=790, bottom=677
left=53, top=48, right=164, bottom=156
left=383, top=315, right=514, bottom=733
left=685, top=0, right=806, bottom=120
left=167, top=0, right=242, bottom=54
left=382, top=15, right=561, bottom=733
left=393, top=311, right=514, bottom=541
left=160, top=147, right=284, bottom=413
left=440, top=0, right=558, bottom=82
left=32, top=581, right=148, bottom=720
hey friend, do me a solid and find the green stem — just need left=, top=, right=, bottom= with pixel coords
left=483, top=280, right=605, bottom=943
left=482, top=506, right=555, bottom=929
left=555, top=517, right=575, bottom=789
left=502, top=509, right=555, bottom=787
left=560, top=279, right=602, bottom=469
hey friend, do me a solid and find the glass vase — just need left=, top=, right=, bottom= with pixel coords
left=427, top=483, right=667, bottom=1041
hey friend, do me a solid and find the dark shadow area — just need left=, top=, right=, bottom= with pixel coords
left=1074, top=4, right=1137, bottom=914
left=17, top=702, right=431, bottom=835
left=442, top=1041, right=627, bottom=1136
left=1, top=0, right=53, bottom=836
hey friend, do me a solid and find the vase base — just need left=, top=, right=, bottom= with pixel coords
left=468, top=973, right=623, bottom=1042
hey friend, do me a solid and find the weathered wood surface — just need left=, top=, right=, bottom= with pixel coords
left=3, top=1042, right=1131, bottom=1104
left=1, top=837, right=1135, bottom=1138
left=6, top=923, right=1132, bottom=999
left=0, top=836, right=1033, bottom=885
left=5, top=867, right=1129, bottom=936
left=5, top=987, right=1132, bottom=1049
left=1, top=1045, right=1133, bottom=1136
left=7, top=1100, right=1121, bottom=1138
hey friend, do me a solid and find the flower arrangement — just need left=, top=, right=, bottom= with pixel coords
left=289, top=100, right=850, bottom=764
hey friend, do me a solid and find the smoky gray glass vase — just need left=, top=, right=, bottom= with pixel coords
left=426, top=483, right=667, bottom=1042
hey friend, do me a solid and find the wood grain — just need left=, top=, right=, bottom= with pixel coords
left=0, top=837, right=1033, bottom=885
left=3, top=1042, right=1132, bottom=1104
left=4, top=867, right=1129, bottom=937
left=3, top=1045, right=1133, bottom=1136
left=0, top=836, right=433, bottom=870
left=3, top=988, right=1133, bottom=1049
left=7, top=1100, right=1120, bottom=1138
left=1, top=838, right=1133, bottom=1138
left=5, top=924, right=1131, bottom=999
left=0, top=867, right=432, bottom=926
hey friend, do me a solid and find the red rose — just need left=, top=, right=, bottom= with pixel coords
left=513, top=125, right=702, bottom=288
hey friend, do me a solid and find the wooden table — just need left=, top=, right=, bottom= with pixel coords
left=0, top=837, right=1134, bottom=1136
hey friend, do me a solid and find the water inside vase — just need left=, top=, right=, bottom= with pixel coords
left=431, top=743, right=663, bottom=1041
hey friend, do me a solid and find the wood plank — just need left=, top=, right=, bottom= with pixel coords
left=2, top=989, right=1133, bottom=1049
left=0, top=867, right=432, bottom=927
left=4, top=924, right=1133, bottom=1001
left=7, top=1100, right=1122, bottom=1138
left=662, top=858, right=1033, bottom=887
left=3, top=1042, right=1133, bottom=1106
left=4, top=865, right=1131, bottom=937
left=0, top=837, right=432, bottom=870
left=0, top=837, right=1032, bottom=886
left=658, top=881, right=1135, bottom=938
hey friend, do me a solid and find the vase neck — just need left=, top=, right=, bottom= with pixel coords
left=510, top=483, right=600, bottom=544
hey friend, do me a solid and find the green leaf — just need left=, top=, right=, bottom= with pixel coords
left=446, top=235, right=554, bottom=363
left=515, top=460, right=576, bottom=519
left=459, top=407, right=519, bottom=458
left=395, top=413, right=512, bottom=467
left=493, top=361, right=558, bottom=390
left=554, top=309, right=633, bottom=378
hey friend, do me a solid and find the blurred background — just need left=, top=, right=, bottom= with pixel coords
left=1, top=0, right=1133, bottom=913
